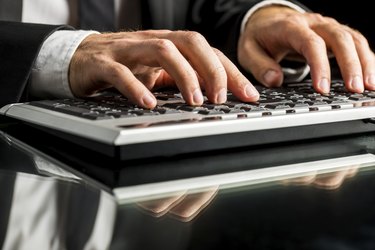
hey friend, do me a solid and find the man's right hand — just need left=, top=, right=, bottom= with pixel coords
left=69, top=30, right=259, bottom=109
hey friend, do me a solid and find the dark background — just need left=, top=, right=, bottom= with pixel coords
left=300, top=1, right=374, bottom=49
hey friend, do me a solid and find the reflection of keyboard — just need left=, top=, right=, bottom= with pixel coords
left=2, top=79, right=375, bottom=160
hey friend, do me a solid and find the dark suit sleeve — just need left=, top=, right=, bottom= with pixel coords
left=0, top=21, right=73, bottom=107
left=185, top=0, right=309, bottom=65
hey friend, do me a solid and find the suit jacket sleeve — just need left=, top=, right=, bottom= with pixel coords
left=0, top=21, right=73, bottom=107
left=186, top=0, right=309, bottom=66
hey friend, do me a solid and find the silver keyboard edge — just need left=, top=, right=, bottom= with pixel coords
left=4, top=103, right=375, bottom=145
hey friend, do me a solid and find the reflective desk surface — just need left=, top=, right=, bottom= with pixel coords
left=2, top=123, right=375, bottom=250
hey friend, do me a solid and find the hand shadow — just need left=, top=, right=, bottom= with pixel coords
left=282, top=165, right=358, bottom=190
left=137, top=186, right=219, bottom=222
left=136, top=165, right=359, bottom=222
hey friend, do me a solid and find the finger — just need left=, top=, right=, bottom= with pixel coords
left=238, top=36, right=284, bottom=88
left=344, top=27, right=375, bottom=91
left=166, top=31, right=228, bottom=104
left=139, top=38, right=204, bottom=105
left=309, top=18, right=363, bottom=93
left=100, top=60, right=157, bottom=108
left=214, top=48, right=259, bottom=102
left=283, top=22, right=331, bottom=93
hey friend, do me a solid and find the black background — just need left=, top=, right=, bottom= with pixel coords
left=300, top=1, right=374, bottom=49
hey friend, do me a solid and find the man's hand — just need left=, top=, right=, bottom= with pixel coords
left=238, top=5, right=375, bottom=94
left=69, top=30, right=259, bottom=109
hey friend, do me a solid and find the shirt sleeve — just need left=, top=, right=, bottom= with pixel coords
left=240, top=0, right=310, bottom=83
left=28, top=30, right=99, bottom=99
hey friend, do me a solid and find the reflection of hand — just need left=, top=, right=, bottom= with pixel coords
left=137, top=187, right=218, bottom=222
left=239, top=5, right=375, bottom=93
left=69, top=31, right=259, bottom=109
left=283, top=166, right=358, bottom=190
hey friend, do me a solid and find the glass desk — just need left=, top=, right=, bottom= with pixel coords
left=1, top=123, right=375, bottom=250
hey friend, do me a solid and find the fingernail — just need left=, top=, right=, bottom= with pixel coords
left=245, top=84, right=259, bottom=98
left=217, top=88, right=227, bottom=103
left=351, top=76, right=364, bottom=92
left=193, top=89, right=204, bottom=105
left=263, top=70, right=278, bottom=86
left=142, top=93, right=156, bottom=107
left=319, top=78, right=330, bottom=93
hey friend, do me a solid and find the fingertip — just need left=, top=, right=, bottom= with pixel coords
left=244, top=84, right=260, bottom=101
left=141, top=92, right=157, bottom=109
left=217, top=88, right=227, bottom=103
left=316, top=78, right=330, bottom=94
left=350, top=76, right=364, bottom=93
left=263, top=69, right=283, bottom=87
left=192, top=88, right=204, bottom=105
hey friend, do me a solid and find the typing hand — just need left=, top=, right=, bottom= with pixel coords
left=238, top=5, right=375, bottom=94
left=137, top=187, right=218, bottom=222
left=69, top=30, right=259, bottom=109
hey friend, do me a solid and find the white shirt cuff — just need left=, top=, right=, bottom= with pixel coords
left=240, top=0, right=306, bottom=34
left=240, top=0, right=310, bottom=82
left=29, top=30, right=99, bottom=99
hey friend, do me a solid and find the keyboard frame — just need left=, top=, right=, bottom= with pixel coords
left=2, top=101, right=375, bottom=160
left=2, top=81, right=375, bottom=160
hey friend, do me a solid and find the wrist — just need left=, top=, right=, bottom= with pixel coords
left=240, top=0, right=306, bottom=34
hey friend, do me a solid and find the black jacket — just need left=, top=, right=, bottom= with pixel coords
left=0, top=0, right=307, bottom=107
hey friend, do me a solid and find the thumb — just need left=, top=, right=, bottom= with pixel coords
left=238, top=40, right=284, bottom=87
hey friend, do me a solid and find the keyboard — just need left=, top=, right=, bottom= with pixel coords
left=2, top=79, right=375, bottom=160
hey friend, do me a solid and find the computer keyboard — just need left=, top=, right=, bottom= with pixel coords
left=27, top=79, right=375, bottom=122
left=2, top=79, right=375, bottom=160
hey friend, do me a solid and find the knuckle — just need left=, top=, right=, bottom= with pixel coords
left=182, top=31, right=207, bottom=45
left=139, top=30, right=155, bottom=37
left=351, top=30, right=369, bottom=47
left=307, top=13, right=338, bottom=25
left=302, top=34, right=325, bottom=50
left=212, top=47, right=224, bottom=56
left=297, top=34, right=326, bottom=56
left=332, top=29, right=353, bottom=42
left=298, top=35, right=327, bottom=56
left=94, top=52, right=109, bottom=61
left=283, top=15, right=304, bottom=26
left=311, top=13, right=324, bottom=20
left=107, top=64, right=125, bottom=79
left=153, top=39, right=176, bottom=55
left=307, top=13, right=324, bottom=21
left=83, top=53, right=110, bottom=68
left=209, top=65, right=227, bottom=81
left=324, top=16, right=339, bottom=25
